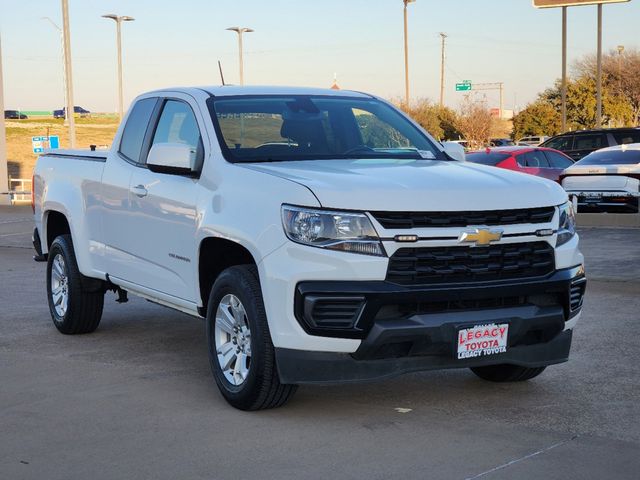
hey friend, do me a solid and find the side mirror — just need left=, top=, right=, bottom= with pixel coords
left=442, top=142, right=466, bottom=162
left=147, top=143, right=198, bottom=175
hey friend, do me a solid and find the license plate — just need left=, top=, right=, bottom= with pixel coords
left=457, top=323, right=508, bottom=360
left=582, top=193, right=602, bottom=201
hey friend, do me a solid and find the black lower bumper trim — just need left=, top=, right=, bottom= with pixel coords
left=276, top=330, right=572, bottom=385
left=295, top=266, right=585, bottom=338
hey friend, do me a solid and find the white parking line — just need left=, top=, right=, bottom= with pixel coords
left=0, top=218, right=32, bottom=225
left=465, top=435, right=579, bottom=479
left=0, top=231, right=32, bottom=237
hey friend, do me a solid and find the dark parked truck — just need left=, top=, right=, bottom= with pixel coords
left=32, top=86, right=586, bottom=410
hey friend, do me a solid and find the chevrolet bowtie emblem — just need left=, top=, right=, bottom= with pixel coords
left=458, top=228, right=503, bottom=247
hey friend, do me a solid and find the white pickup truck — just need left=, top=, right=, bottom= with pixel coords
left=33, top=86, right=586, bottom=410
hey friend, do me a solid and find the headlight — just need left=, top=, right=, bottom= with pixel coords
left=557, top=201, right=576, bottom=246
left=281, top=205, right=385, bottom=257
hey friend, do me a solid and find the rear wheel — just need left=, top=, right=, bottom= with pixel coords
left=46, top=234, right=104, bottom=334
left=206, top=265, right=297, bottom=410
left=470, top=364, right=546, bottom=382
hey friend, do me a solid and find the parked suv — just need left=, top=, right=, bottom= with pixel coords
left=541, top=128, right=640, bottom=161
left=4, top=110, right=27, bottom=119
left=53, top=106, right=91, bottom=119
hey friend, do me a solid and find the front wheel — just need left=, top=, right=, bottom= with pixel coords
left=206, top=265, right=297, bottom=410
left=46, top=234, right=104, bottom=334
left=470, top=364, right=546, bottom=382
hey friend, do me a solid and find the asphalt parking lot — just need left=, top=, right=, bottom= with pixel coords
left=1, top=206, right=639, bottom=480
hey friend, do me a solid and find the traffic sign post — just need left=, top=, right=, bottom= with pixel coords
left=533, top=0, right=632, bottom=129
left=533, top=0, right=629, bottom=7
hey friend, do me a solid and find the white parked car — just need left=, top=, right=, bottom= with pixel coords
left=518, top=136, right=549, bottom=147
left=561, top=143, right=640, bottom=213
left=32, top=86, right=585, bottom=410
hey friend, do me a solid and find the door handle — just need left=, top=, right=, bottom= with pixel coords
left=131, top=184, right=148, bottom=198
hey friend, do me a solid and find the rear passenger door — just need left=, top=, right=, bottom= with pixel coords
left=517, top=150, right=552, bottom=179
left=124, top=95, right=207, bottom=304
left=101, top=96, right=158, bottom=279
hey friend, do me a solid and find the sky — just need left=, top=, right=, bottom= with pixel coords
left=1, top=0, right=639, bottom=113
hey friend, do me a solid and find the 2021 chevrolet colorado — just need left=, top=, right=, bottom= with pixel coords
left=32, top=86, right=586, bottom=410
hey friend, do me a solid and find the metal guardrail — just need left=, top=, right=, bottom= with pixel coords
left=6, top=178, right=33, bottom=204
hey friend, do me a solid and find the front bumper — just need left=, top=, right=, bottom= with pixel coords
left=277, top=265, right=585, bottom=384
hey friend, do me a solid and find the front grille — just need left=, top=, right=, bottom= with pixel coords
left=371, top=207, right=555, bottom=229
left=570, top=278, right=586, bottom=311
left=307, top=297, right=365, bottom=329
left=387, top=242, right=555, bottom=285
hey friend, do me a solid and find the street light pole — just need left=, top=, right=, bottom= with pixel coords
left=226, top=27, right=254, bottom=85
left=596, top=3, right=603, bottom=128
left=42, top=17, right=69, bottom=127
left=403, top=0, right=415, bottom=107
left=439, top=32, right=447, bottom=108
left=61, top=0, right=76, bottom=148
left=561, top=6, right=567, bottom=132
left=102, top=14, right=135, bottom=121
left=0, top=34, right=11, bottom=205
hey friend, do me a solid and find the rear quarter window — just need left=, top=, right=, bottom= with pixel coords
left=119, top=97, right=157, bottom=163
left=612, top=131, right=640, bottom=145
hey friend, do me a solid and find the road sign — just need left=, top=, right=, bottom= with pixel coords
left=533, top=0, right=629, bottom=8
left=456, top=83, right=472, bottom=91
left=32, top=136, right=60, bottom=154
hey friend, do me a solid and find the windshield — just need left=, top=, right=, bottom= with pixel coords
left=207, top=95, right=442, bottom=163
left=575, top=149, right=640, bottom=166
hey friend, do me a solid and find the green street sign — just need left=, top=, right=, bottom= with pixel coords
left=456, top=83, right=472, bottom=91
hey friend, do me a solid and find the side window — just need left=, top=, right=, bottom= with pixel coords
left=119, top=97, right=157, bottom=163
left=544, top=151, right=573, bottom=169
left=151, top=100, right=203, bottom=167
left=574, top=134, right=605, bottom=151
left=545, top=135, right=573, bottom=151
left=612, top=131, right=640, bottom=145
left=522, top=151, right=550, bottom=168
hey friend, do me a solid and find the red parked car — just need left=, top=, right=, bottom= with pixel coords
left=466, top=146, right=574, bottom=182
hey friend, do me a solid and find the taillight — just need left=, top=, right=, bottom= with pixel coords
left=31, top=174, right=35, bottom=214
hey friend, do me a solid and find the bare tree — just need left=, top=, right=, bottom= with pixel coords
left=455, top=98, right=494, bottom=150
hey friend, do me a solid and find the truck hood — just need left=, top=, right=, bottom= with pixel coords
left=241, top=159, right=567, bottom=211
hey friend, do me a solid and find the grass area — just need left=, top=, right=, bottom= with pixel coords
left=5, top=116, right=119, bottom=179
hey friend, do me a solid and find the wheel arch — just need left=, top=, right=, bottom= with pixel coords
left=198, top=237, right=258, bottom=315
left=44, top=209, right=71, bottom=250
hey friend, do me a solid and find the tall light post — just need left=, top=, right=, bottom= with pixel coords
left=226, top=27, right=254, bottom=85
left=439, top=32, right=447, bottom=108
left=102, top=14, right=135, bottom=121
left=0, top=34, right=11, bottom=204
left=596, top=4, right=603, bottom=128
left=42, top=17, right=69, bottom=126
left=61, top=0, right=76, bottom=148
left=402, top=0, right=415, bottom=107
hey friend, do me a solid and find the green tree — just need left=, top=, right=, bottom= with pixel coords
left=512, top=100, right=561, bottom=140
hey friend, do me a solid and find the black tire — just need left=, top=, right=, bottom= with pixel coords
left=206, top=265, right=297, bottom=410
left=46, top=234, right=104, bottom=334
left=470, top=364, right=546, bottom=382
